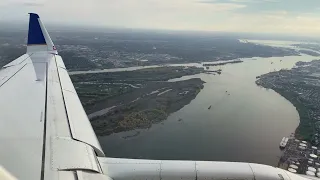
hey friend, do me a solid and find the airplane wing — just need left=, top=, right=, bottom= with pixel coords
left=0, top=13, right=313, bottom=180
left=0, top=13, right=108, bottom=180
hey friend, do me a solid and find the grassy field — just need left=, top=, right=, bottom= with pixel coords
left=70, top=66, right=205, bottom=136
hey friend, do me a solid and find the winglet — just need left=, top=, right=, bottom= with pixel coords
left=27, top=13, right=58, bottom=54
left=27, top=13, right=46, bottom=45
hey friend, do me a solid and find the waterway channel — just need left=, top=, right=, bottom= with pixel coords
left=77, top=40, right=319, bottom=166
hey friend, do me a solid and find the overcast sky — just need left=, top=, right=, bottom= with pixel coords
left=0, top=0, right=320, bottom=35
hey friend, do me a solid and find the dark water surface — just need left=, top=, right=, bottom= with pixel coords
left=98, top=52, right=316, bottom=166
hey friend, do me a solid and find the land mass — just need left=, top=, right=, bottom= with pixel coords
left=70, top=66, right=205, bottom=136
left=293, top=44, right=320, bottom=53
left=203, top=60, right=243, bottom=67
left=298, top=50, right=320, bottom=57
left=256, top=60, right=320, bottom=144
left=0, top=29, right=299, bottom=70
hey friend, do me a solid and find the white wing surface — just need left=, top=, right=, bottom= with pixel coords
left=0, top=13, right=107, bottom=180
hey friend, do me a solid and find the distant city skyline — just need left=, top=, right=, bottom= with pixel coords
left=0, top=0, right=320, bottom=36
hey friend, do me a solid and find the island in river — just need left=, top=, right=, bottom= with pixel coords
left=70, top=66, right=205, bottom=136
left=203, top=60, right=243, bottom=67
left=256, top=60, right=320, bottom=144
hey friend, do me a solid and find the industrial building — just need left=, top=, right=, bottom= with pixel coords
left=279, top=137, right=320, bottom=178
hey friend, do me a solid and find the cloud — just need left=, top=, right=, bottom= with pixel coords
left=203, top=0, right=278, bottom=3
left=230, top=0, right=255, bottom=2
left=0, top=0, right=46, bottom=7
left=263, top=10, right=288, bottom=16
left=22, top=2, right=44, bottom=6
left=197, top=2, right=246, bottom=11
left=0, top=0, right=319, bottom=36
left=204, top=12, right=320, bottom=36
left=263, top=0, right=279, bottom=2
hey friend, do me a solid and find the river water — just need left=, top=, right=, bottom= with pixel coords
left=90, top=40, right=318, bottom=166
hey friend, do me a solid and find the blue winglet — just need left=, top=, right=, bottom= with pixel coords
left=27, top=13, right=46, bottom=45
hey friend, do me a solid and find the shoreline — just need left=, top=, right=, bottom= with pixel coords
left=256, top=60, right=320, bottom=142
left=256, top=84, right=310, bottom=140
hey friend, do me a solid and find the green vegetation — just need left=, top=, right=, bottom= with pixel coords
left=59, top=51, right=98, bottom=71
left=203, top=60, right=243, bottom=66
left=71, top=66, right=204, bottom=83
left=74, top=83, right=134, bottom=107
left=90, top=78, right=204, bottom=136
left=293, top=44, right=320, bottom=53
left=55, top=31, right=300, bottom=71
left=70, top=66, right=205, bottom=136
left=70, top=66, right=204, bottom=112
left=298, top=50, right=320, bottom=57
left=120, top=109, right=167, bottom=129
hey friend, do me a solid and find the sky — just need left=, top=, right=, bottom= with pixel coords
left=0, top=0, right=320, bottom=35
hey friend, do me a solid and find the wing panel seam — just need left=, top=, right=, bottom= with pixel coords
left=62, top=88, right=77, bottom=94
left=54, top=55, right=73, bottom=137
left=3, top=53, right=32, bottom=68
left=40, top=62, right=49, bottom=180
left=0, top=63, right=28, bottom=88
left=58, top=66, right=67, bottom=70
left=248, top=164, right=256, bottom=180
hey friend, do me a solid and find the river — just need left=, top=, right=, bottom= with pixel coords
left=83, top=40, right=318, bottom=166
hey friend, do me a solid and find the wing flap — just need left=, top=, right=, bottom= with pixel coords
left=62, top=88, right=104, bottom=156
left=57, top=66, right=77, bottom=93
left=44, top=55, right=105, bottom=179
left=46, top=56, right=71, bottom=138
left=51, top=138, right=101, bottom=172
left=76, top=171, right=113, bottom=180
left=55, top=57, right=104, bottom=156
